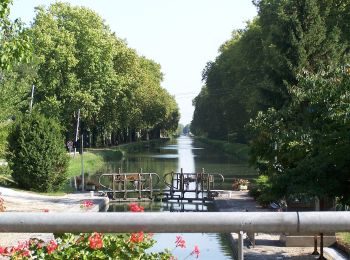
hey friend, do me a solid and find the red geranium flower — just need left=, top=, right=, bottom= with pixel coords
left=175, top=236, right=186, bottom=249
left=89, top=232, right=103, bottom=249
left=81, top=200, right=94, bottom=209
left=130, top=231, right=144, bottom=243
left=46, top=240, right=58, bottom=255
left=191, top=245, right=200, bottom=258
left=128, top=203, right=144, bottom=212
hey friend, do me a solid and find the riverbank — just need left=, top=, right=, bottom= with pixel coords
left=70, top=138, right=170, bottom=175
left=195, top=137, right=250, bottom=161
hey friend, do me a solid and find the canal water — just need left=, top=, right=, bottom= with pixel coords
left=99, top=136, right=256, bottom=190
left=94, top=136, right=256, bottom=259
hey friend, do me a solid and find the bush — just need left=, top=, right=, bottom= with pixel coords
left=249, top=175, right=277, bottom=207
left=6, top=112, right=69, bottom=192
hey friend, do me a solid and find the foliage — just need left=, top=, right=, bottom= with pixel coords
left=0, top=0, right=34, bottom=156
left=337, top=233, right=350, bottom=248
left=192, top=0, right=350, bottom=143
left=29, top=2, right=179, bottom=146
left=249, top=68, right=350, bottom=205
left=67, top=152, right=105, bottom=178
left=0, top=203, right=201, bottom=259
left=191, top=0, right=350, bottom=206
left=232, top=178, right=249, bottom=190
left=0, top=0, right=32, bottom=71
left=196, top=137, right=250, bottom=161
left=248, top=175, right=278, bottom=207
left=0, top=164, right=14, bottom=187
left=0, top=233, right=172, bottom=260
left=6, top=112, right=69, bottom=192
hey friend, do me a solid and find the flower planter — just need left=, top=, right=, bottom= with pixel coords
left=239, top=185, right=248, bottom=191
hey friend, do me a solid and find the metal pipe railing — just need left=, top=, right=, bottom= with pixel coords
left=0, top=212, right=349, bottom=234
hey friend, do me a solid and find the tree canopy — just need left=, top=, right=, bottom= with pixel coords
left=192, top=0, right=350, bottom=204
left=26, top=2, right=178, bottom=146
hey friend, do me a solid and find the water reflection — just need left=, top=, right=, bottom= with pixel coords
left=177, top=136, right=195, bottom=172
left=108, top=201, right=234, bottom=259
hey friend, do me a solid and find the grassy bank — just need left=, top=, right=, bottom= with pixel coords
left=67, top=149, right=123, bottom=178
left=195, top=137, right=250, bottom=161
left=67, top=152, right=105, bottom=178
left=335, top=233, right=350, bottom=258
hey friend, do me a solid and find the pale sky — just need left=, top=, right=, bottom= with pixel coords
left=10, top=0, right=257, bottom=125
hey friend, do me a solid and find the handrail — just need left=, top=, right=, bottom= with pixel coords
left=0, top=212, right=349, bottom=234
left=98, top=172, right=161, bottom=191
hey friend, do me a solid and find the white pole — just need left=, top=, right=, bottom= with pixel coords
left=29, top=85, right=35, bottom=112
left=74, top=109, right=80, bottom=156
left=81, top=134, right=84, bottom=192
left=238, top=231, right=244, bottom=260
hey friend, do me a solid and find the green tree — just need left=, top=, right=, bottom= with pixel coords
left=0, top=0, right=33, bottom=157
left=249, top=68, right=350, bottom=205
left=0, top=0, right=31, bottom=71
left=7, top=112, right=69, bottom=192
left=30, top=2, right=179, bottom=145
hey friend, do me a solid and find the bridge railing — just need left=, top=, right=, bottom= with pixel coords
left=1, top=212, right=349, bottom=259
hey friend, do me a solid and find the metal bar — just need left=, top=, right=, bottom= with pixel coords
left=319, top=233, right=325, bottom=260
left=312, top=235, right=319, bottom=255
left=201, top=168, right=204, bottom=197
left=149, top=172, right=153, bottom=198
left=195, top=173, right=199, bottom=199
left=0, top=212, right=349, bottom=233
left=123, top=173, right=127, bottom=199
left=112, top=174, right=115, bottom=199
left=180, top=168, right=184, bottom=199
left=80, top=134, right=84, bottom=192
left=74, top=109, right=80, bottom=156
left=238, top=231, right=244, bottom=260
left=138, top=169, right=142, bottom=199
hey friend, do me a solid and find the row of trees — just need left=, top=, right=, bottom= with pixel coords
left=0, top=2, right=179, bottom=191
left=192, top=0, right=350, bottom=205
left=1, top=2, right=179, bottom=156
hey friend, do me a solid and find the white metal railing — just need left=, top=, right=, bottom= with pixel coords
left=0, top=212, right=349, bottom=259
left=1, top=212, right=349, bottom=233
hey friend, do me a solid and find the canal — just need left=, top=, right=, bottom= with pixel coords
left=93, top=136, right=256, bottom=259
left=99, top=136, right=256, bottom=189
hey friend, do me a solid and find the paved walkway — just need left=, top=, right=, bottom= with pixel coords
left=0, top=187, right=108, bottom=247
left=214, top=191, right=346, bottom=260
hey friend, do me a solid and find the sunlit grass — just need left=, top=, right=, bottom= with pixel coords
left=337, top=232, right=350, bottom=246
left=67, top=152, right=105, bottom=178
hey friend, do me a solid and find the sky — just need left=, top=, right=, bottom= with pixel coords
left=10, top=0, right=257, bottom=125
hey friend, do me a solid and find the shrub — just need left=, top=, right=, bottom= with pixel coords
left=0, top=165, right=15, bottom=187
left=6, top=112, right=69, bottom=192
left=249, top=175, right=278, bottom=207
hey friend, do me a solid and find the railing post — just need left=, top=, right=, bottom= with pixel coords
left=195, top=172, right=199, bottom=199
left=180, top=168, right=184, bottom=200
left=312, top=235, right=319, bottom=255
left=238, top=231, right=244, bottom=260
left=149, top=172, right=153, bottom=199
left=123, top=173, right=127, bottom=199
left=318, top=233, right=326, bottom=260
left=138, top=168, right=142, bottom=199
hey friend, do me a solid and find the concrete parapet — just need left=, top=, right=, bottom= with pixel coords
left=280, top=234, right=336, bottom=247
